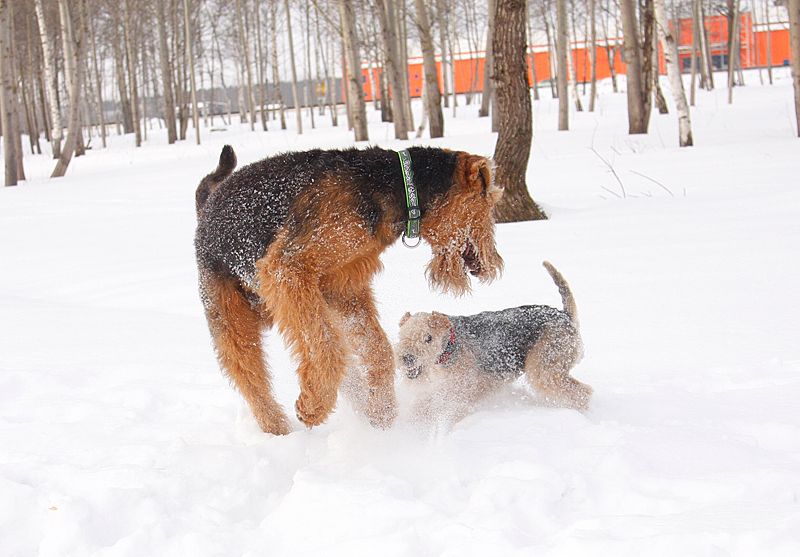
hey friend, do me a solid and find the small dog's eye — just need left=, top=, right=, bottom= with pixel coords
left=425, top=334, right=432, bottom=343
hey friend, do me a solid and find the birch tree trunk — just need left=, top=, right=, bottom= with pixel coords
left=653, top=28, right=669, bottom=114
left=492, top=0, right=545, bottom=222
left=269, top=0, right=286, bottom=130
left=654, top=0, right=693, bottom=146
left=123, top=0, right=141, bottom=146
left=413, top=0, right=444, bottom=138
left=789, top=0, right=800, bottom=136
left=34, top=0, right=62, bottom=159
left=376, top=0, right=408, bottom=139
left=284, top=0, right=302, bottom=134
left=184, top=0, right=200, bottom=144
left=339, top=0, right=368, bottom=141
left=157, top=0, right=177, bottom=143
left=556, top=0, right=569, bottom=130
left=765, top=0, right=773, bottom=85
left=727, top=0, right=740, bottom=104
left=0, top=0, right=19, bottom=185
left=589, top=0, right=597, bottom=111
left=52, top=0, right=86, bottom=178
left=479, top=0, right=495, bottom=118
left=620, top=0, right=648, bottom=133
left=89, top=14, right=106, bottom=148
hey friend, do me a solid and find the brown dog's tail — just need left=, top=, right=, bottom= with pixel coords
left=542, top=261, right=578, bottom=327
left=195, top=145, right=237, bottom=215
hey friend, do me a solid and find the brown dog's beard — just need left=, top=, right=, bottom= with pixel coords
left=425, top=229, right=503, bottom=296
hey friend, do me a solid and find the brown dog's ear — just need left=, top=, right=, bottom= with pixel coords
left=429, top=311, right=452, bottom=332
left=399, top=312, right=412, bottom=327
left=469, top=157, right=503, bottom=202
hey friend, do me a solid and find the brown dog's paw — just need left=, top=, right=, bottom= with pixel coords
left=257, top=412, right=292, bottom=436
left=295, top=394, right=332, bottom=428
left=366, top=387, right=397, bottom=429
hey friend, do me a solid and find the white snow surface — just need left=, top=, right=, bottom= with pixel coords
left=2, top=71, right=800, bottom=556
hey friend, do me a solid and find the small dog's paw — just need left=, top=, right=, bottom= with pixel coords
left=366, top=387, right=397, bottom=429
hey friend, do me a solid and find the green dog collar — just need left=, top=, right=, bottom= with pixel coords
left=397, top=149, right=421, bottom=248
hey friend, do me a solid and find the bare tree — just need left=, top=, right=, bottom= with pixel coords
left=790, top=0, right=800, bottom=136
left=413, top=0, right=444, bottom=138
left=339, top=0, right=368, bottom=141
left=377, top=0, right=409, bottom=139
left=52, top=0, right=87, bottom=178
left=284, top=0, right=302, bottom=134
left=34, top=0, right=63, bottom=159
left=492, top=0, right=545, bottom=222
left=184, top=0, right=200, bottom=144
left=479, top=0, right=495, bottom=118
left=269, top=0, right=286, bottom=130
left=556, top=0, right=568, bottom=129
left=655, top=0, right=693, bottom=146
left=0, top=0, right=19, bottom=185
left=619, top=0, right=648, bottom=133
left=157, top=0, right=177, bottom=143
left=588, top=0, right=597, bottom=111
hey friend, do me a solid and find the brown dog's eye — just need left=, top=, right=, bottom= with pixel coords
left=425, top=334, right=432, bottom=343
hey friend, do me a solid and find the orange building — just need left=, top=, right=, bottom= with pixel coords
left=358, top=13, right=792, bottom=101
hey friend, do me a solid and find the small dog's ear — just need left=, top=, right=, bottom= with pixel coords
left=399, top=312, right=412, bottom=327
left=429, top=311, right=451, bottom=332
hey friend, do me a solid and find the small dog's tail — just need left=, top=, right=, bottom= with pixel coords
left=543, top=261, right=578, bottom=327
left=195, top=145, right=237, bottom=215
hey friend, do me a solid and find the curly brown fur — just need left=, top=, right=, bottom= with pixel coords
left=396, top=262, right=591, bottom=427
left=195, top=146, right=503, bottom=433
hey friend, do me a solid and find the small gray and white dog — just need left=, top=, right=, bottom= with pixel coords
left=396, top=261, right=591, bottom=424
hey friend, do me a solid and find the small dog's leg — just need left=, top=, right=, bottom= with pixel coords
left=524, top=326, right=592, bottom=411
left=201, top=273, right=291, bottom=435
left=324, top=280, right=397, bottom=429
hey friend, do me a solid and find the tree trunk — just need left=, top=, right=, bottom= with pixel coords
left=89, top=13, right=106, bottom=148
left=435, top=0, right=451, bottom=109
left=123, top=0, right=141, bottom=146
left=339, top=0, right=368, bottom=141
left=727, top=0, right=740, bottom=104
left=493, top=0, right=545, bottom=222
left=619, top=0, right=648, bottom=133
left=184, top=0, right=200, bottom=144
left=377, top=0, right=408, bottom=139
left=284, top=0, right=302, bottom=134
left=655, top=0, right=693, bottom=146
left=699, top=0, right=714, bottom=89
left=589, top=0, right=597, bottom=111
left=269, top=0, right=286, bottom=130
left=479, top=0, right=495, bottom=118
left=34, top=0, right=62, bottom=159
left=397, top=0, right=414, bottom=130
left=157, top=0, right=177, bottom=143
left=52, top=0, right=86, bottom=178
left=567, top=0, right=583, bottom=111
left=653, top=26, right=669, bottom=114
left=413, top=0, right=444, bottom=138
left=765, top=0, right=773, bottom=85
left=789, top=0, right=800, bottom=136
left=0, top=0, right=19, bottom=185
left=556, top=0, right=568, bottom=130
left=234, top=0, right=255, bottom=130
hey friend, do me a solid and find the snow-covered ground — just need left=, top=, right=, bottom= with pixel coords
left=2, top=70, right=799, bottom=556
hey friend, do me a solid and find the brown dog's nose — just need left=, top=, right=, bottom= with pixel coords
left=402, top=354, right=417, bottom=368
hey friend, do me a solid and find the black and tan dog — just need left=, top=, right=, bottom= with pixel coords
left=195, top=145, right=504, bottom=434
left=396, top=262, right=591, bottom=425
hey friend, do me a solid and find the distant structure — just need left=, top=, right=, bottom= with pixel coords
left=358, top=13, right=792, bottom=101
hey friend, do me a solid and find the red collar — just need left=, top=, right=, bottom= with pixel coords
left=436, top=328, right=457, bottom=365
